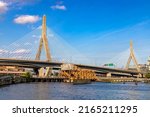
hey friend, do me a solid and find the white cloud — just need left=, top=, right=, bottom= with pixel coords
left=3, top=0, right=41, bottom=6
left=14, top=15, right=40, bottom=24
left=0, top=0, right=41, bottom=14
left=51, top=5, right=66, bottom=10
left=0, top=1, right=8, bottom=14
left=0, top=49, right=8, bottom=53
left=11, top=49, right=30, bottom=54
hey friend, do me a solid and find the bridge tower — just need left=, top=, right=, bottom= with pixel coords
left=125, top=40, right=140, bottom=72
left=35, top=15, right=51, bottom=61
left=35, top=15, right=52, bottom=77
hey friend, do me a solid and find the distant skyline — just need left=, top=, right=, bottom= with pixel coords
left=0, top=0, right=150, bottom=64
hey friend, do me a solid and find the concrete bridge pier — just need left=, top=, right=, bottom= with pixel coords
left=137, top=73, right=143, bottom=78
left=45, top=67, right=52, bottom=77
left=39, top=67, right=45, bottom=77
left=106, top=72, right=112, bottom=77
left=38, top=67, right=52, bottom=78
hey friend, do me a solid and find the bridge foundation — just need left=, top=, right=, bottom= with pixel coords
left=38, top=67, right=52, bottom=78
left=106, top=72, right=112, bottom=77
left=137, top=73, right=143, bottom=78
left=39, top=67, right=45, bottom=77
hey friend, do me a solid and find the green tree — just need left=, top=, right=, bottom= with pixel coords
left=145, top=73, right=150, bottom=78
left=22, top=72, right=32, bottom=78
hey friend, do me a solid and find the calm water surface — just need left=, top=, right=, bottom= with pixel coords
left=0, top=82, right=150, bottom=100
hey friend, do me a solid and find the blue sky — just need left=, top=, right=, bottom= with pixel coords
left=0, top=0, right=150, bottom=64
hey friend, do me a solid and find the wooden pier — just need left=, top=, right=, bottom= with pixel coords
left=97, top=77, right=150, bottom=83
left=30, top=77, right=65, bottom=82
left=1, top=75, right=150, bottom=87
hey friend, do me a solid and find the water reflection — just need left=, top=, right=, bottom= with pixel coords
left=0, top=82, right=150, bottom=100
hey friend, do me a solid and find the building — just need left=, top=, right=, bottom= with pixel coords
left=146, top=56, right=150, bottom=71
left=138, top=64, right=147, bottom=72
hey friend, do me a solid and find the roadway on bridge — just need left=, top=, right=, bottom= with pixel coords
left=0, top=58, right=142, bottom=75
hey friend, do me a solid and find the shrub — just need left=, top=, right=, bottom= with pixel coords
left=22, top=72, right=32, bottom=78
left=145, top=73, right=150, bottom=78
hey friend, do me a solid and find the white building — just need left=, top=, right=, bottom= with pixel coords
left=147, top=56, right=150, bottom=71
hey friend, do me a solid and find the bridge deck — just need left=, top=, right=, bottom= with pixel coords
left=0, top=58, right=144, bottom=75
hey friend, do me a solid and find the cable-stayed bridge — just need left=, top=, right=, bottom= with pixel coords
left=0, top=15, right=145, bottom=78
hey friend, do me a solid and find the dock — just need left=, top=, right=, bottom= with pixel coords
left=97, top=77, right=150, bottom=83
left=1, top=75, right=150, bottom=87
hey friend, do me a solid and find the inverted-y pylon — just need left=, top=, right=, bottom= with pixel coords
left=125, top=40, right=140, bottom=72
left=35, top=15, right=52, bottom=77
left=35, top=15, right=51, bottom=62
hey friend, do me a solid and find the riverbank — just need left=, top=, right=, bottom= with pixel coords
left=0, top=76, right=150, bottom=87
left=0, top=76, right=30, bottom=87
left=0, top=76, right=65, bottom=87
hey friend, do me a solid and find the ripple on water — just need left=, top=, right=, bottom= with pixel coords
left=0, top=82, right=150, bottom=100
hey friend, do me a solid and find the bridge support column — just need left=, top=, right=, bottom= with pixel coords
left=45, top=67, right=52, bottom=77
left=106, top=72, right=112, bottom=77
left=35, top=15, right=52, bottom=77
left=137, top=73, right=142, bottom=78
left=125, top=40, right=141, bottom=72
left=39, top=67, right=45, bottom=77
left=38, top=67, right=52, bottom=78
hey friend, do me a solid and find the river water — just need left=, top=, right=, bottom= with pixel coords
left=0, top=82, right=150, bottom=100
